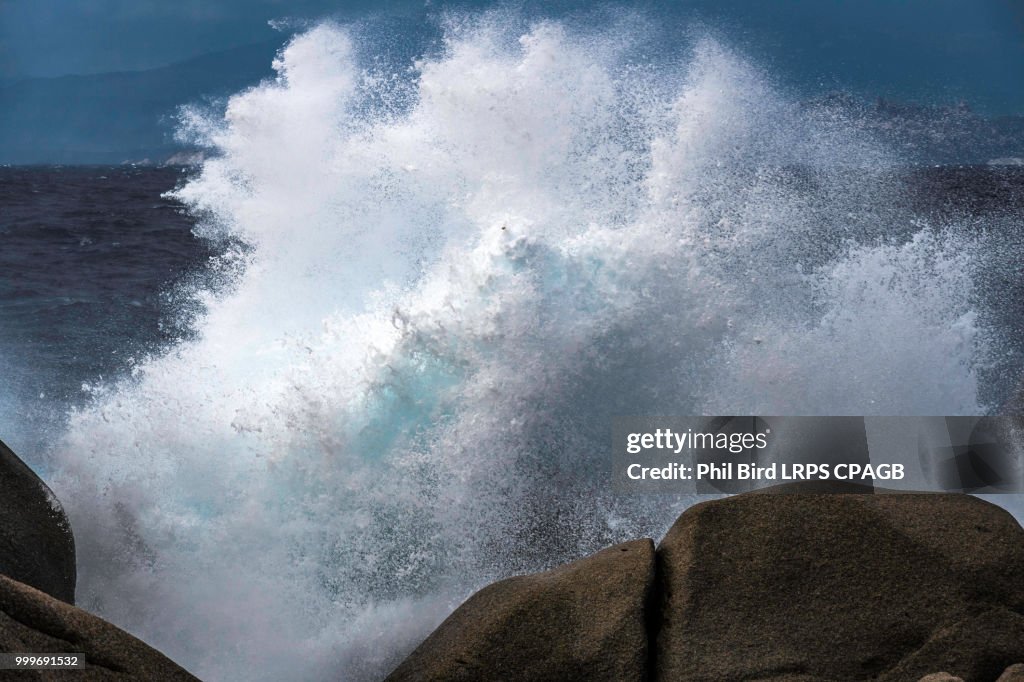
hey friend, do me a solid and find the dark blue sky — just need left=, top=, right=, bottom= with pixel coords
left=1, top=0, right=1023, bottom=113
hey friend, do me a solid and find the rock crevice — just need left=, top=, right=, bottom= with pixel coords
left=388, top=486, right=1024, bottom=681
left=387, top=539, right=656, bottom=681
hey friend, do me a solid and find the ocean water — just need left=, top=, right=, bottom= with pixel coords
left=1, top=15, right=1023, bottom=682
left=0, top=166, right=217, bottom=456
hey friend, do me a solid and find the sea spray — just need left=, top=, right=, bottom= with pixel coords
left=48, top=15, right=999, bottom=681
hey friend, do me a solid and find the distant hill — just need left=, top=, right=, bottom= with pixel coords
left=0, top=42, right=279, bottom=165
left=2, top=40, right=1022, bottom=167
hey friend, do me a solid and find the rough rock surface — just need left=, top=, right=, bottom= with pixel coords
left=0, top=573, right=198, bottom=680
left=655, top=489, right=1024, bottom=682
left=0, top=439, right=75, bottom=603
left=386, top=485, right=1024, bottom=681
left=385, top=539, right=655, bottom=682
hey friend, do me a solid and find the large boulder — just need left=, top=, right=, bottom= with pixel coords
left=0, top=439, right=75, bottom=603
left=385, top=539, right=655, bottom=681
left=655, top=488, right=1024, bottom=681
left=0, top=573, right=198, bottom=680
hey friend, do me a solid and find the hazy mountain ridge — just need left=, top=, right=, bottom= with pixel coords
left=2, top=40, right=1023, bottom=166
left=0, top=42, right=278, bottom=165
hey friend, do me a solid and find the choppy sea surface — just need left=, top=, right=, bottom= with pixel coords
left=0, top=166, right=216, bottom=453
left=1, top=19, right=1024, bottom=682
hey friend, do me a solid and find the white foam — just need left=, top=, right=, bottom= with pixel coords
left=48, top=17, right=998, bottom=681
